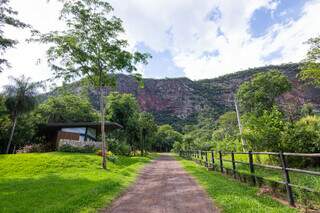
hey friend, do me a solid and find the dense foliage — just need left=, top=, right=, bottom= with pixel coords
left=154, top=125, right=182, bottom=152
left=175, top=68, right=320, bottom=165
left=300, top=36, right=320, bottom=87
left=1, top=76, right=42, bottom=153
left=236, top=70, right=292, bottom=115
left=36, top=94, right=98, bottom=123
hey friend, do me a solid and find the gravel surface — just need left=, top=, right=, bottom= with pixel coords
left=103, top=154, right=219, bottom=213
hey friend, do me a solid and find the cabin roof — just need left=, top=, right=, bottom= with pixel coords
left=46, top=121, right=122, bottom=132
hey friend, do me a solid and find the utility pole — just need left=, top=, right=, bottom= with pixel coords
left=234, top=96, right=247, bottom=151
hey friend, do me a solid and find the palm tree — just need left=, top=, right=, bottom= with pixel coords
left=3, top=76, right=41, bottom=154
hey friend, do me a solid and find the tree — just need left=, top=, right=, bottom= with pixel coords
left=0, top=0, right=29, bottom=71
left=106, top=92, right=141, bottom=154
left=212, top=111, right=241, bottom=151
left=242, top=107, right=287, bottom=151
left=34, top=0, right=149, bottom=169
left=138, top=112, right=157, bottom=156
left=237, top=70, right=292, bottom=115
left=36, top=94, right=98, bottom=123
left=154, top=125, right=182, bottom=152
left=282, top=115, right=320, bottom=167
left=3, top=76, right=41, bottom=153
left=282, top=115, right=320, bottom=153
left=216, top=111, right=238, bottom=138
left=299, top=36, right=320, bottom=87
left=0, top=95, right=6, bottom=116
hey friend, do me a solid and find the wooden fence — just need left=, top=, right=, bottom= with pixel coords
left=179, top=150, right=320, bottom=207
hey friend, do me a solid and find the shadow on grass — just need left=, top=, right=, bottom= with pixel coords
left=0, top=174, right=124, bottom=213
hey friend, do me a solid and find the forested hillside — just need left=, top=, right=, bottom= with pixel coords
left=44, top=63, right=320, bottom=130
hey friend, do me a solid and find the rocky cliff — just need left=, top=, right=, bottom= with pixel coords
left=47, top=63, right=320, bottom=129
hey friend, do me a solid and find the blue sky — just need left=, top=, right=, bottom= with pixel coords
left=0, top=0, right=319, bottom=88
left=129, top=0, right=317, bottom=79
left=250, top=0, right=307, bottom=38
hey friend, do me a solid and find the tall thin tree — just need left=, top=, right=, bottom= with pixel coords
left=33, top=0, right=150, bottom=169
left=3, top=75, right=41, bottom=153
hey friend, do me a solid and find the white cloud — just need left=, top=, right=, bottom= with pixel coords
left=0, top=0, right=319, bottom=88
left=0, top=0, right=64, bottom=89
left=110, top=0, right=320, bottom=79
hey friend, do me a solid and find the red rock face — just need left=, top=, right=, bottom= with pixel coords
left=68, top=64, right=320, bottom=125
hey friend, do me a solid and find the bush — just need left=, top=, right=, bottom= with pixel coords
left=58, top=145, right=97, bottom=153
left=95, top=150, right=118, bottom=162
left=16, top=144, right=48, bottom=153
left=118, top=143, right=131, bottom=156
left=109, top=140, right=131, bottom=156
left=282, top=116, right=320, bottom=166
left=108, top=155, right=118, bottom=163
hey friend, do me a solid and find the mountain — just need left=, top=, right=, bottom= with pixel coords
left=45, top=63, right=320, bottom=130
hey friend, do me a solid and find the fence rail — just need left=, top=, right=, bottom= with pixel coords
left=179, top=150, right=320, bottom=207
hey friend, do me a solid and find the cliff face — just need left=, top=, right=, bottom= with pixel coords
left=49, top=63, right=320, bottom=129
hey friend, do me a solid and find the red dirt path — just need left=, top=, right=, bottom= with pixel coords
left=103, top=154, right=219, bottom=213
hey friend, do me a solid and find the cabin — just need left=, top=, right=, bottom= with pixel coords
left=45, top=122, right=122, bottom=150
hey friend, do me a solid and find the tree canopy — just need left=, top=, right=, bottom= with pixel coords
left=300, top=36, right=320, bottom=87
left=36, top=94, right=98, bottom=123
left=237, top=70, right=292, bottom=115
left=2, top=76, right=42, bottom=153
left=154, top=124, right=182, bottom=152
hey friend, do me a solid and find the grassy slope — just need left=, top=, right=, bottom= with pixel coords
left=0, top=152, right=154, bottom=213
left=178, top=157, right=298, bottom=213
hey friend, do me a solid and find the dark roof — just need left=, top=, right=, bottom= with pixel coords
left=46, top=122, right=122, bottom=133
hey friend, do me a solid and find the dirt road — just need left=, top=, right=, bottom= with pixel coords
left=104, top=154, right=219, bottom=213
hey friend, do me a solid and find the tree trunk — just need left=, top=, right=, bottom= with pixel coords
left=234, top=97, right=247, bottom=151
left=100, top=87, right=107, bottom=169
left=6, top=116, right=18, bottom=154
left=140, top=128, right=143, bottom=156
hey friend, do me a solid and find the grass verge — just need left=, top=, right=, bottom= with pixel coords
left=0, top=152, right=155, bottom=213
left=177, top=156, right=298, bottom=213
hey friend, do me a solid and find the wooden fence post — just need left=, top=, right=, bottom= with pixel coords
left=248, top=151, right=256, bottom=185
left=211, top=150, right=215, bottom=170
left=279, top=151, right=295, bottom=206
left=219, top=151, right=223, bottom=173
left=231, top=151, right=236, bottom=179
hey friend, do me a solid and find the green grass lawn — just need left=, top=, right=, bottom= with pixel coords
left=0, top=152, right=155, bottom=213
left=177, top=157, right=298, bottom=213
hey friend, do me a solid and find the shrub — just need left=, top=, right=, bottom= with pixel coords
left=58, top=145, right=97, bottom=153
left=16, top=144, right=48, bottom=153
left=282, top=116, right=320, bottom=166
left=108, top=155, right=118, bottom=163
left=118, top=143, right=131, bottom=156
left=95, top=150, right=118, bottom=162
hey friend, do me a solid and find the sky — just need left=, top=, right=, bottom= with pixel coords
left=0, top=0, right=320, bottom=89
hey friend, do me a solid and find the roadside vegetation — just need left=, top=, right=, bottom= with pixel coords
left=178, top=157, right=298, bottom=213
left=173, top=35, right=320, bottom=209
left=0, top=152, right=155, bottom=212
